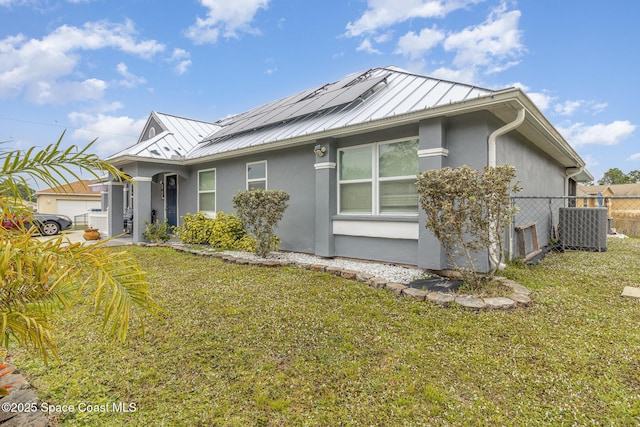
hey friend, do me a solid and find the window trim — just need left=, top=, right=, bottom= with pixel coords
left=246, top=160, right=267, bottom=190
left=197, top=168, right=216, bottom=216
left=337, top=137, right=419, bottom=216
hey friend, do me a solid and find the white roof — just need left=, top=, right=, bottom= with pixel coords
left=108, top=66, right=588, bottom=175
left=189, top=67, right=494, bottom=158
left=109, top=112, right=220, bottom=161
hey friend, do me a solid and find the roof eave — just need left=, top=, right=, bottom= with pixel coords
left=188, top=90, right=587, bottom=170
left=107, top=155, right=186, bottom=167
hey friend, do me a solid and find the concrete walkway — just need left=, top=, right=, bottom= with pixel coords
left=35, top=230, right=133, bottom=247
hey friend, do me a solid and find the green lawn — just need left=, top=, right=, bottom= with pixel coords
left=13, top=239, right=640, bottom=426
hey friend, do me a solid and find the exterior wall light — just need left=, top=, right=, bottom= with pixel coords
left=314, top=145, right=326, bottom=157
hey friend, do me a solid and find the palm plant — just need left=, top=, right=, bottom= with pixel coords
left=0, top=133, right=162, bottom=372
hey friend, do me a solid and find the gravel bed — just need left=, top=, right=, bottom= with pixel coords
left=220, top=250, right=426, bottom=284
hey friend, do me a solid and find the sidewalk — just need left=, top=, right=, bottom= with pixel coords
left=35, top=230, right=133, bottom=247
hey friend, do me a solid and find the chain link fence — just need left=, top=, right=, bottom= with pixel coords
left=509, top=196, right=640, bottom=260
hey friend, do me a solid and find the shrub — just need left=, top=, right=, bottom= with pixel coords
left=175, top=211, right=256, bottom=250
left=174, top=212, right=215, bottom=244
left=142, top=219, right=174, bottom=243
left=416, top=164, right=521, bottom=287
left=232, top=189, right=290, bottom=257
left=208, top=212, right=248, bottom=250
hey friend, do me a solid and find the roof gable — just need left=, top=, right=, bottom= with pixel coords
left=578, top=183, right=640, bottom=196
left=109, top=112, right=220, bottom=161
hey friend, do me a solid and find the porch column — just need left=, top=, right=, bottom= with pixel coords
left=418, top=118, right=448, bottom=270
left=101, top=191, right=108, bottom=212
left=132, top=176, right=152, bottom=243
left=314, top=138, right=336, bottom=257
left=106, top=182, right=123, bottom=238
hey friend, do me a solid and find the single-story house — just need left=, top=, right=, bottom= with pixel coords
left=577, top=184, right=640, bottom=237
left=577, top=183, right=640, bottom=209
left=105, top=66, right=591, bottom=271
left=36, top=179, right=102, bottom=223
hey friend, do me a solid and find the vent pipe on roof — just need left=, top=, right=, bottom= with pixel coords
left=488, top=108, right=526, bottom=167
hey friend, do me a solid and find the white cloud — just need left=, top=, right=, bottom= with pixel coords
left=68, top=111, right=147, bottom=157
left=346, top=0, right=483, bottom=37
left=555, top=100, right=583, bottom=116
left=557, top=120, right=636, bottom=147
left=582, top=154, right=600, bottom=168
left=443, top=4, right=524, bottom=72
left=356, top=38, right=382, bottom=54
left=26, top=78, right=106, bottom=105
left=168, top=48, right=192, bottom=75
left=395, top=26, right=445, bottom=59
left=347, top=1, right=523, bottom=84
left=554, top=99, right=608, bottom=116
left=115, top=62, right=146, bottom=88
left=527, top=91, right=555, bottom=111
left=186, top=0, right=270, bottom=44
left=0, top=20, right=164, bottom=104
left=627, top=153, right=640, bottom=161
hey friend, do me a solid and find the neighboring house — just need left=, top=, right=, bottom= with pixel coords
left=106, top=66, right=591, bottom=271
left=576, top=184, right=640, bottom=238
left=577, top=183, right=640, bottom=210
left=36, top=179, right=102, bottom=222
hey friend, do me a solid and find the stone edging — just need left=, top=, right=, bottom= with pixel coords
left=0, top=364, right=49, bottom=426
left=157, top=244, right=532, bottom=311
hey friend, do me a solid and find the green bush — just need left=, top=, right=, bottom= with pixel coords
left=174, top=212, right=215, bottom=244
left=416, top=164, right=520, bottom=287
left=142, top=219, right=174, bottom=243
left=175, top=211, right=254, bottom=251
left=208, top=212, right=247, bottom=250
left=232, top=189, right=290, bottom=257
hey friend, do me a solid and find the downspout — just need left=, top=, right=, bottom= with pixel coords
left=565, top=166, right=585, bottom=200
left=488, top=108, right=526, bottom=167
left=487, top=108, right=526, bottom=270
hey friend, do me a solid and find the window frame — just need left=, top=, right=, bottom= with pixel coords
left=197, top=168, right=217, bottom=216
left=246, top=160, right=267, bottom=190
left=337, top=137, right=419, bottom=216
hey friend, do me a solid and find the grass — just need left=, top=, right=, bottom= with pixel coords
left=11, top=238, right=640, bottom=426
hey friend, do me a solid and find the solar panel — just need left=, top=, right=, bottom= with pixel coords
left=208, top=71, right=390, bottom=140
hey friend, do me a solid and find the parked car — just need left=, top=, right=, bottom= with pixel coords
left=1, top=213, right=73, bottom=236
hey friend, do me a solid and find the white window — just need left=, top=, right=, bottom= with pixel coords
left=338, top=138, right=419, bottom=215
left=247, top=161, right=267, bottom=190
left=198, top=168, right=216, bottom=215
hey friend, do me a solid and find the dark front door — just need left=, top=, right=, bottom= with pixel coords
left=165, top=174, right=178, bottom=227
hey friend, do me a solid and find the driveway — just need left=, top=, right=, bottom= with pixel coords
left=35, top=230, right=133, bottom=247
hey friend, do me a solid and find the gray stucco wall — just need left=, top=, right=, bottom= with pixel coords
left=185, top=143, right=318, bottom=254
left=497, top=128, right=567, bottom=251
left=114, top=109, right=571, bottom=269
left=445, top=112, right=491, bottom=170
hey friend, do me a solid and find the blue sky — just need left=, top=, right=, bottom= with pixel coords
left=1, top=0, right=638, bottom=184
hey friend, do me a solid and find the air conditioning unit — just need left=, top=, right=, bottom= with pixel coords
left=559, top=207, right=607, bottom=252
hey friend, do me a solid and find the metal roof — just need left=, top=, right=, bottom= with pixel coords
left=109, top=112, right=220, bottom=161
left=108, top=66, right=588, bottom=175
left=188, top=67, right=495, bottom=159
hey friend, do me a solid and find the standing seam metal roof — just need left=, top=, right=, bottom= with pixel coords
left=109, top=112, right=220, bottom=161
left=187, top=67, right=495, bottom=159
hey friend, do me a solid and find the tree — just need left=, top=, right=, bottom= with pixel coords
left=598, top=168, right=640, bottom=185
left=232, top=189, right=290, bottom=257
left=416, top=165, right=521, bottom=287
left=5, top=183, right=36, bottom=202
left=0, top=133, right=161, bottom=369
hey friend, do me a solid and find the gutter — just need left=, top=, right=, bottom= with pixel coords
left=487, top=107, right=526, bottom=270
left=488, top=107, right=526, bottom=167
